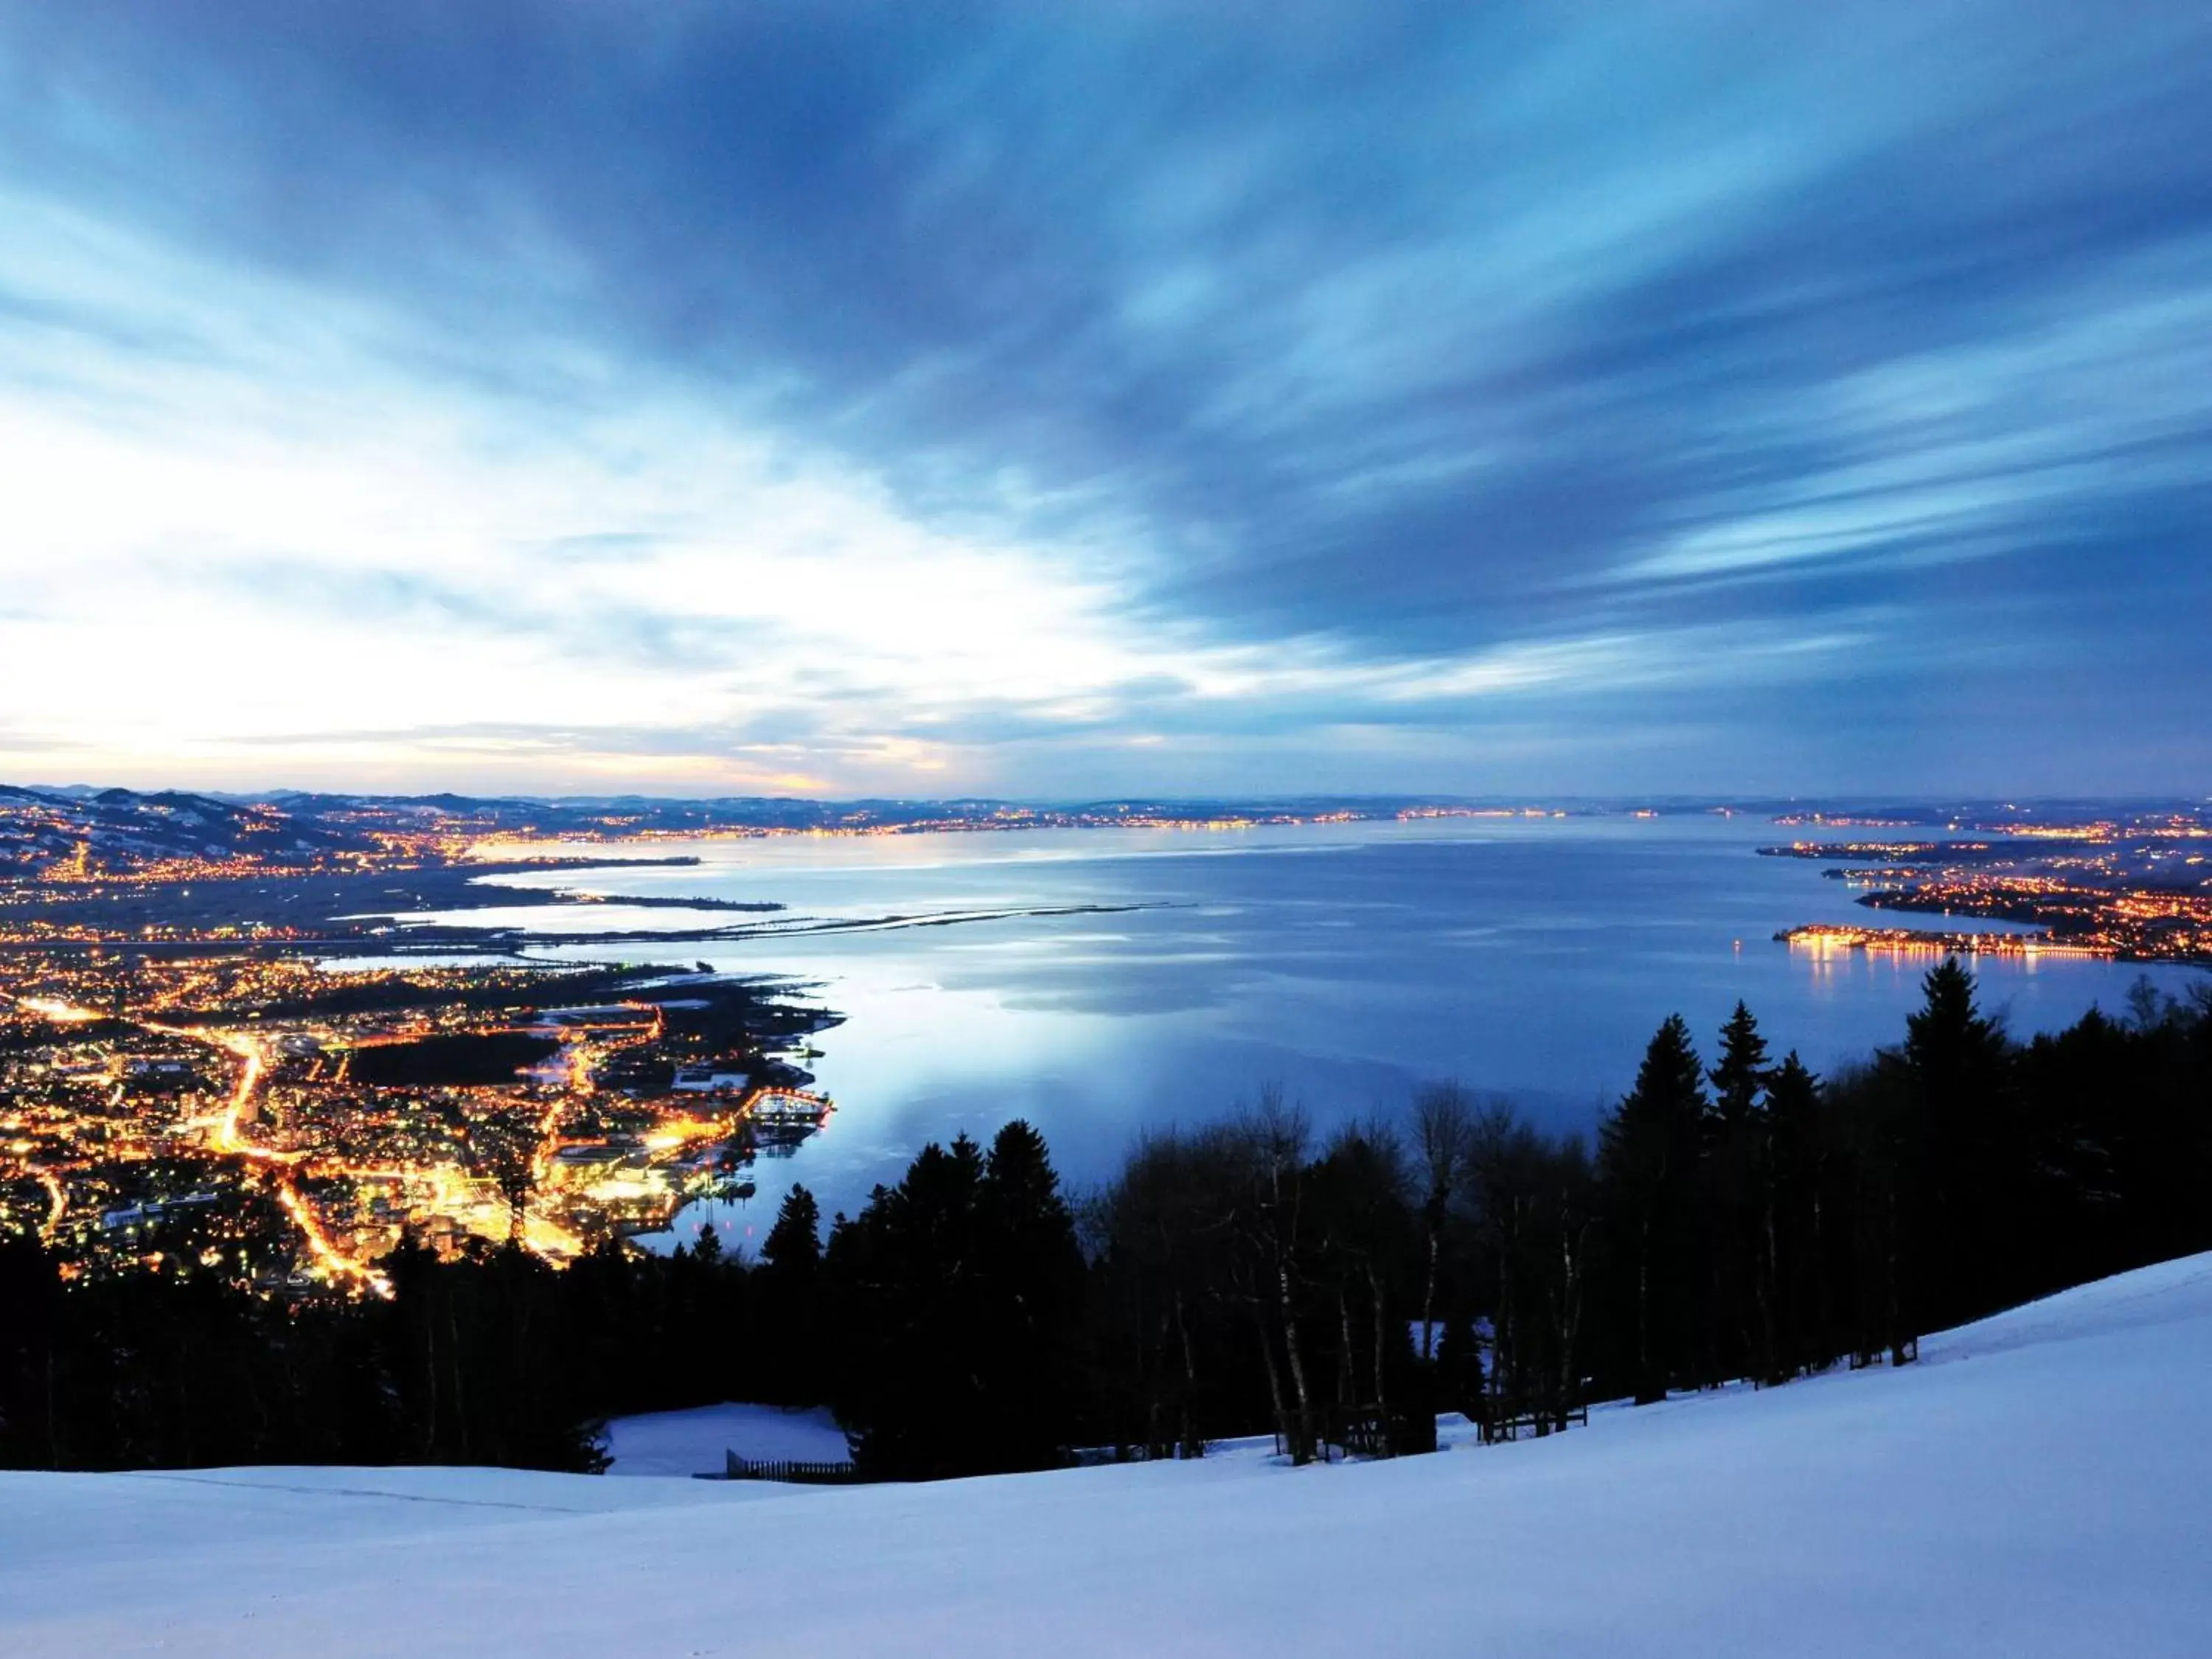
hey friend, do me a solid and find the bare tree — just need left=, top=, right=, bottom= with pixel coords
left=1412, top=1082, right=1475, bottom=1364
left=1312, top=1116, right=1417, bottom=1454
left=1096, top=1130, right=1218, bottom=1460
left=1231, top=1088, right=1318, bottom=1463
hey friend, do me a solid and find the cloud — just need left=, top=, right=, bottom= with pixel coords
left=1608, top=245, right=2212, bottom=585
left=0, top=4, right=2208, bottom=793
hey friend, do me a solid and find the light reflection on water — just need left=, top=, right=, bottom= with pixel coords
left=418, top=816, right=2202, bottom=1242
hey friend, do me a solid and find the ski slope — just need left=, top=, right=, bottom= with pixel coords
left=6, top=1253, right=2211, bottom=1657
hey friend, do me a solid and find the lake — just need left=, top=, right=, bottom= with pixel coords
left=423, top=814, right=2204, bottom=1241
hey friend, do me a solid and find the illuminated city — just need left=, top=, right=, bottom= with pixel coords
left=0, top=944, right=833, bottom=1298
left=1763, top=807, right=2212, bottom=965
left=0, top=787, right=860, bottom=1296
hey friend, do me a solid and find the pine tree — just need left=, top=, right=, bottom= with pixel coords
left=1904, top=958, right=2013, bottom=1327
left=756, top=1184, right=824, bottom=1405
left=978, top=1121, right=1086, bottom=1471
left=1763, top=1051, right=1826, bottom=1374
left=1709, top=1002, right=1770, bottom=1129
left=824, top=1130, right=1090, bottom=1480
left=829, top=1135, right=987, bottom=1478
left=1599, top=1015, right=1708, bottom=1403
left=1905, top=958, right=2000, bottom=1077
left=762, top=1184, right=821, bottom=1275
left=1707, top=1002, right=1772, bottom=1382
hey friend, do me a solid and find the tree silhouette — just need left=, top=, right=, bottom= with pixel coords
left=1903, top=958, right=2013, bottom=1327
left=1706, top=1001, right=1771, bottom=1382
left=1600, top=1015, right=1708, bottom=1403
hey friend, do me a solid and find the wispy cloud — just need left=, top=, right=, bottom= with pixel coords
left=1, top=4, right=2208, bottom=793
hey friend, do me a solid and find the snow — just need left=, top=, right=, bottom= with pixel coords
left=6, top=1253, right=2212, bottom=1656
left=601, top=1402, right=850, bottom=1475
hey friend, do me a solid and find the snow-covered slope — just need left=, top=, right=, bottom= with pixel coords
left=0, top=785, right=374, bottom=874
left=602, top=1402, right=849, bottom=1476
left=7, top=1254, right=2211, bottom=1658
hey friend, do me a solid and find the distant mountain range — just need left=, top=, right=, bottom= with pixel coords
left=4, top=783, right=2205, bottom=882
left=0, top=785, right=1461, bottom=877
left=0, top=785, right=374, bottom=877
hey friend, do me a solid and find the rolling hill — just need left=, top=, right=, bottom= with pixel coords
left=3, top=1253, right=2207, bottom=1655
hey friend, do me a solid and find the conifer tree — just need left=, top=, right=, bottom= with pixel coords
left=1707, top=1002, right=1772, bottom=1382
left=1763, top=1051, right=1825, bottom=1375
left=824, top=1128, right=1084, bottom=1479
left=1599, top=1015, right=1708, bottom=1403
left=825, top=1136, right=986, bottom=1477
left=762, top=1184, right=821, bottom=1275
left=1709, top=1002, right=1770, bottom=1128
left=758, top=1183, right=824, bottom=1400
left=1903, top=958, right=2013, bottom=1327
left=978, top=1121, right=1086, bottom=1471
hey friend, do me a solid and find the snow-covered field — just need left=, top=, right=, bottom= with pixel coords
left=6, top=1253, right=2211, bottom=1657
left=601, top=1402, right=849, bottom=1475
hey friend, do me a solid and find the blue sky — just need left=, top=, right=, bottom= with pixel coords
left=1, top=3, right=2208, bottom=797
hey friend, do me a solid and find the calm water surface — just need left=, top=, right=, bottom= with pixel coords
left=425, top=815, right=2203, bottom=1239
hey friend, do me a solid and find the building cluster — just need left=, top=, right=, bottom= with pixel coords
left=1767, top=807, right=2212, bottom=968
left=1, top=951, right=829, bottom=1298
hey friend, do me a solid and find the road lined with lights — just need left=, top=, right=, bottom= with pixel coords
left=5, top=966, right=835, bottom=1299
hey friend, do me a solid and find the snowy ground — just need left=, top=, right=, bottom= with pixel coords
left=6, top=1253, right=2211, bottom=1656
left=601, top=1402, right=849, bottom=1475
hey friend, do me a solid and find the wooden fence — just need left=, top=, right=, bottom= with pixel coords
left=701, top=1450, right=861, bottom=1485
left=1476, top=1399, right=1589, bottom=1444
